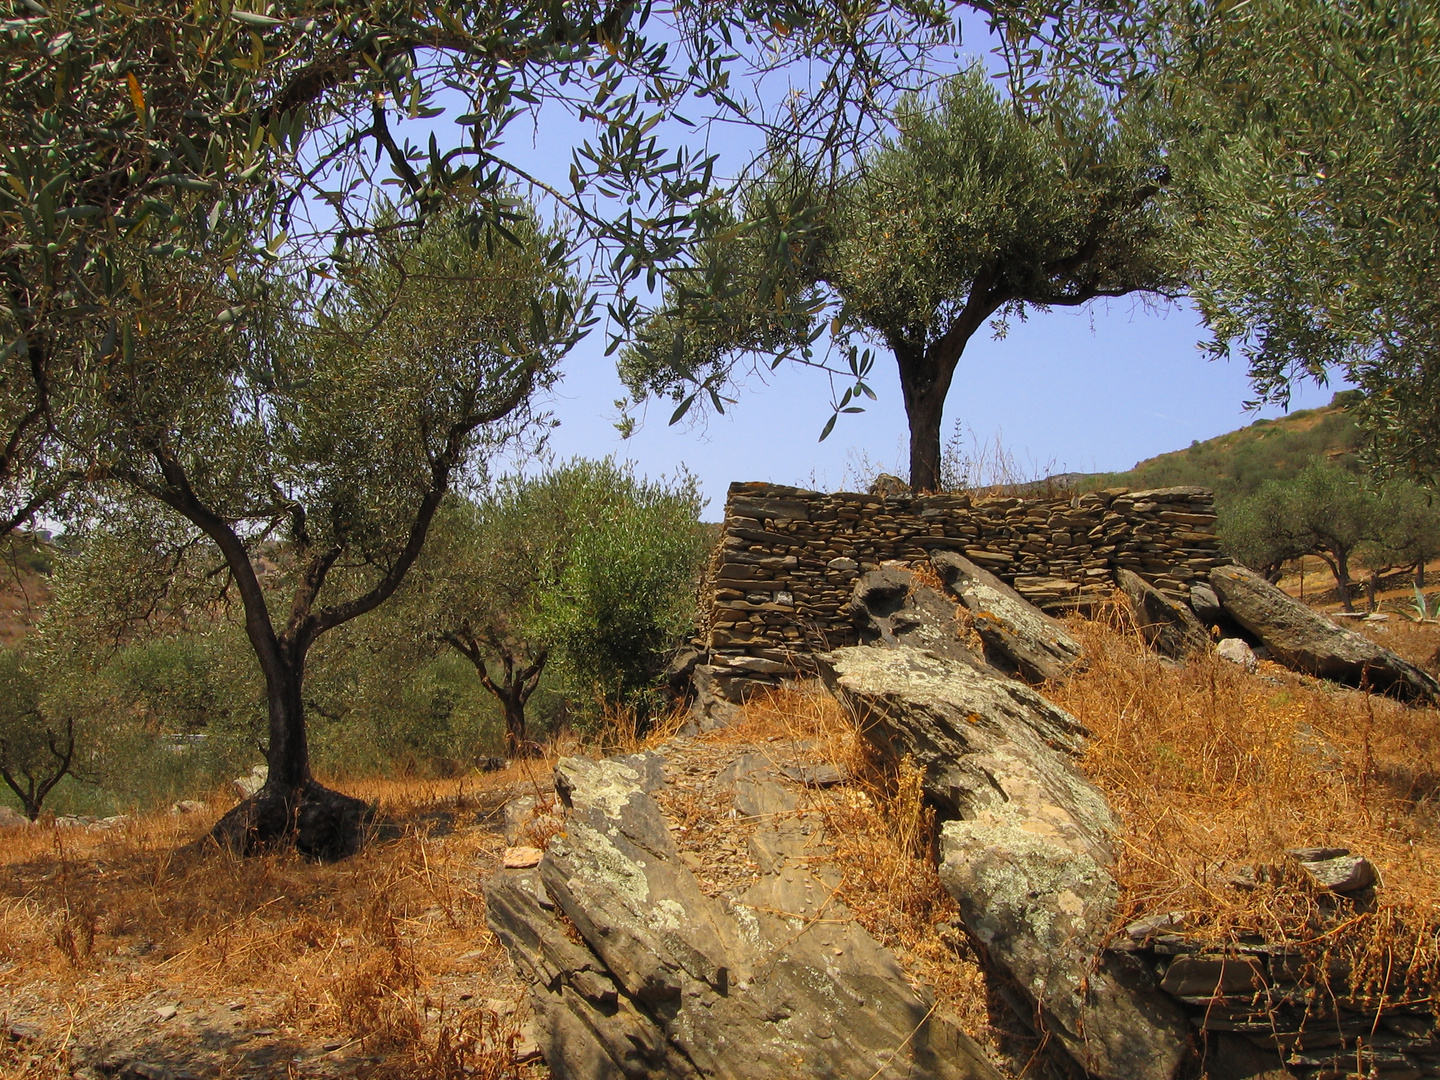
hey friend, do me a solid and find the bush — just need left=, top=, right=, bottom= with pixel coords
left=535, top=474, right=708, bottom=716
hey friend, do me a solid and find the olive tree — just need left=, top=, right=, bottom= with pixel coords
left=1365, top=482, right=1440, bottom=594
left=620, top=66, right=1180, bottom=491
left=0, top=648, right=78, bottom=820
left=413, top=459, right=706, bottom=751
left=52, top=205, right=585, bottom=856
left=1219, top=463, right=1382, bottom=610
left=1162, top=0, right=1440, bottom=484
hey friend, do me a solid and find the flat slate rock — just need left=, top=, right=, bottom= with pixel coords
left=1210, top=565, right=1440, bottom=703
left=486, top=753, right=1002, bottom=1080
left=930, top=550, right=1084, bottom=683
left=1117, top=568, right=1210, bottom=659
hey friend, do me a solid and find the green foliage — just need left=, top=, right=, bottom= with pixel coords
left=413, top=458, right=708, bottom=735
left=535, top=476, right=708, bottom=714
left=303, top=643, right=506, bottom=776
left=1213, top=461, right=1438, bottom=609
left=621, top=65, right=1179, bottom=488
left=1163, top=0, right=1440, bottom=483
left=1364, top=483, right=1440, bottom=579
left=0, top=647, right=76, bottom=818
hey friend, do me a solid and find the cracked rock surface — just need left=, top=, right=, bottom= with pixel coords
left=485, top=751, right=1000, bottom=1080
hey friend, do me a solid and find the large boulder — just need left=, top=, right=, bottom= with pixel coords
left=820, top=645, right=1192, bottom=1080
left=1116, top=568, right=1210, bottom=659
left=486, top=752, right=1001, bottom=1080
left=930, top=550, right=1084, bottom=683
left=1210, top=565, right=1440, bottom=703
left=848, top=568, right=994, bottom=671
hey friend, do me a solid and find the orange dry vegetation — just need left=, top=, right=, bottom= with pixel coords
left=0, top=768, right=553, bottom=1080
left=1052, top=609, right=1440, bottom=999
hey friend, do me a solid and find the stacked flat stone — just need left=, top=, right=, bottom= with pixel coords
left=702, top=482, right=1225, bottom=694
left=1117, top=912, right=1440, bottom=1079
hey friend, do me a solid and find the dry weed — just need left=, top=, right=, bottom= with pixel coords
left=1052, top=613, right=1440, bottom=1004
left=0, top=771, right=536, bottom=1078
left=591, top=698, right=690, bottom=756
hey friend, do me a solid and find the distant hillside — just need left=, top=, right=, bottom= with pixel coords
left=0, top=532, right=52, bottom=645
left=1081, top=392, right=1365, bottom=501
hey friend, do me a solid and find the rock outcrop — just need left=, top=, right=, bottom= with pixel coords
left=820, top=645, right=1192, bottom=1080
left=849, top=568, right=995, bottom=671
left=486, top=752, right=1001, bottom=1080
left=930, top=549, right=1084, bottom=683
left=1117, top=568, right=1210, bottom=659
left=1210, top=565, right=1440, bottom=703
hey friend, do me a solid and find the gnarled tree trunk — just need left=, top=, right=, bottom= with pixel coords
left=211, top=639, right=368, bottom=860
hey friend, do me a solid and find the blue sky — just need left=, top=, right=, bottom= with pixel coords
left=398, top=14, right=1344, bottom=519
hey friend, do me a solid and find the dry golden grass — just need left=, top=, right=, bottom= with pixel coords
left=0, top=764, right=552, bottom=1079
left=1052, top=607, right=1440, bottom=1004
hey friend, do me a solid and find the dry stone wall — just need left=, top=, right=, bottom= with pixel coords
left=702, top=481, right=1226, bottom=683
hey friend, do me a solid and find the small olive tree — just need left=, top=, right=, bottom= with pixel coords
left=53, top=204, right=586, bottom=856
left=1219, top=463, right=1382, bottom=609
left=413, top=459, right=707, bottom=750
left=0, top=648, right=77, bottom=820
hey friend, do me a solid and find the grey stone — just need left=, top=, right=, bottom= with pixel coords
left=1210, top=565, right=1440, bottom=703
left=930, top=549, right=1083, bottom=683
left=503, top=794, right=538, bottom=843
left=689, top=665, right=743, bottom=730
left=780, top=762, right=847, bottom=787
left=1122, top=911, right=1189, bottom=947
left=1117, top=568, right=1210, bottom=659
left=820, top=645, right=1191, bottom=1080
left=1216, top=638, right=1258, bottom=673
left=848, top=568, right=993, bottom=672
left=231, top=763, right=267, bottom=800
left=1159, top=955, right=1266, bottom=998
left=1296, top=853, right=1377, bottom=894
left=0, top=805, right=29, bottom=828
left=869, top=473, right=911, bottom=497
left=487, top=751, right=1003, bottom=1080
left=665, top=647, right=701, bottom=693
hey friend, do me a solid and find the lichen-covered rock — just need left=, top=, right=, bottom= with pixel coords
left=820, top=645, right=1192, bottom=1080
left=848, top=568, right=994, bottom=671
left=1210, top=565, right=1440, bottom=703
left=1117, top=568, right=1210, bottom=659
left=930, top=550, right=1084, bottom=683
left=486, top=751, right=1002, bottom=1080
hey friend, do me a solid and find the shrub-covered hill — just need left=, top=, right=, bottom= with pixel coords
left=1082, top=392, right=1364, bottom=501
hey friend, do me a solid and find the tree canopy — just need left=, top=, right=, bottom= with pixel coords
left=619, top=66, right=1180, bottom=490
left=51, top=200, right=584, bottom=854
left=1163, top=0, right=1440, bottom=484
left=414, top=458, right=706, bottom=749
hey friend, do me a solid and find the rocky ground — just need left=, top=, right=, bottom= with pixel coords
left=6, top=563, right=1440, bottom=1080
